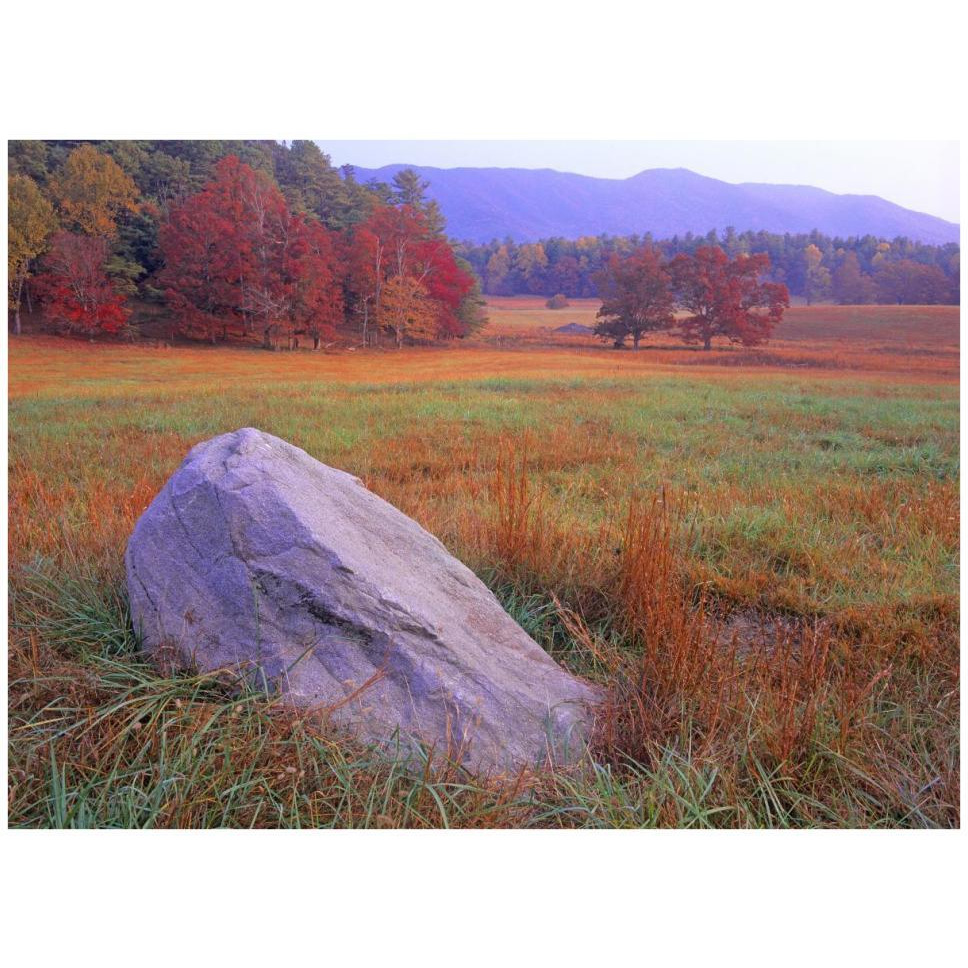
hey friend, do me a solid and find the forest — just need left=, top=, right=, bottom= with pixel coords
left=457, top=229, right=960, bottom=305
left=8, top=139, right=487, bottom=347
left=8, top=140, right=960, bottom=351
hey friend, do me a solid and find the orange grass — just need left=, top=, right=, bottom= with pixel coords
left=7, top=301, right=960, bottom=404
left=479, top=299, right=960, bottom=380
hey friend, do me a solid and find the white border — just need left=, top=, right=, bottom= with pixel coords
left=2, top=1, right=964, bottom=964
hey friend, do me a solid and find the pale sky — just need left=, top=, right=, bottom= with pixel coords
left=316, top=141, right=960, bottom=224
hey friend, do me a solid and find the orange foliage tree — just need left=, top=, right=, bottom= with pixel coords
left=377, top=275, right=438, bottom=347
left=50, top=144, right=139, bottom=239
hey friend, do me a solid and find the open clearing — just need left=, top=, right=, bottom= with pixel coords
left=481, top=297, right=960, bottom=377
left=7, top=303, right=959, bottom=827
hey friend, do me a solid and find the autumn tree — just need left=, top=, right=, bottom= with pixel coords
left=485, top=244, right=513, bottom=295
left=9, top=174, right=58, bottom=334
left=35, top=231, right=130, bottom=336
left=873, top=259, right=953, bottom=305
left=346, top=205, right=427, bottom=346
left=50, top=144, right=139, bottom=238
left=158, top=164, right=247, bottom=342
left=413, top=237, right=476, bottom=338
left=513, top=243, right=549, bottom=294
left=281, top=214, right=344, bottom=350
left=345, top=223, right=381, bottom=345
left=378, top=275, right=438, bottom=347
left=802, top=243, right=832, bottom=305
left=593, top=246, right=675, bottom=349
left=550, top=256, right=581, bottom=295
left=235, top=165, right=291, bottom=348
left=831, top=251, right=874, bottom=304
left=348, top=202, right=476, bottom=343
left=365, top=203, right=432, bottom=280
left=668, top=247, right=789, bottom=350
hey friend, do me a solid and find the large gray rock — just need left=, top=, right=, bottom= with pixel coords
left=125, top=428, right=600, bottom=774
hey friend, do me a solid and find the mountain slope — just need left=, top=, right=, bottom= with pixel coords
left=349, top=164, right=960, bottom=245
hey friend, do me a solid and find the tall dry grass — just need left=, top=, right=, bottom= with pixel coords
left=477, top=443, right=958, bottom=824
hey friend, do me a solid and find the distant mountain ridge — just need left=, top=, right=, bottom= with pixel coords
left=349, top=164, right=960, bottom=245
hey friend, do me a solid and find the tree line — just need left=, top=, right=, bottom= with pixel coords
left=457, top=229, right=959, bottom=305
left=8, top=140, right=486, bottom=345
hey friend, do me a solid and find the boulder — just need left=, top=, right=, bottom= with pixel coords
left=125, top=428, right=600, bottom=774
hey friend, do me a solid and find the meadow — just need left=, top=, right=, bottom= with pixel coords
left=7, top=302, right=960, bottom=827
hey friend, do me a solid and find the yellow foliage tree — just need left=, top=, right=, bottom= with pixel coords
left=802, top=243, right=831, bottom=304
left=514, top=243, right=548, bottom=293
left=377, top=275, right=438, bottom=347
left=8, top=174, right=58, bottom=334
left=50, top=144, right=139, bottom=238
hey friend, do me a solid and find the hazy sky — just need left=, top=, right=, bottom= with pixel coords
left=316, top=141, right=960, bottom=223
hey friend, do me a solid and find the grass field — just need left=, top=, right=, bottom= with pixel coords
left=482, top=297, right=960, bottom=377
left=7, top=302, right=960, bottom=827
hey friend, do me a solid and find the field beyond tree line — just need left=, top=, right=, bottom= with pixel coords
left=7, top=300, right=959, bottom=827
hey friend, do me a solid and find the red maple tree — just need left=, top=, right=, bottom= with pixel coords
left=157, top=175, right=242, bottom=342
left=593, top=246, right=676, bottom=349
left=159, top=156, right=346, bottom=349
left=668, top=247, right=789, bottom=350
left=344, top=224, right=381, bottom=345
left=281, top=214, right=344, bottom=349
left=414, top=237, right=475, bottom=338
left=36, top=231, right=130, bottom=336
